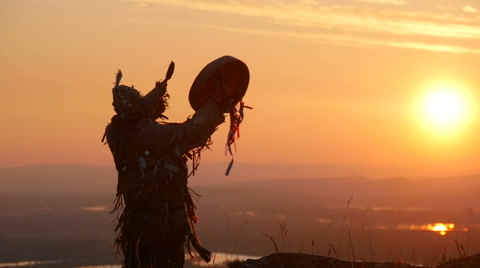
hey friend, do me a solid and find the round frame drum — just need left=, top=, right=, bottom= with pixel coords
left=189, top=56, right=249, bottom=111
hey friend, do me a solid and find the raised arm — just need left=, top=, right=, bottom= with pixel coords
left=133, top=100, right=225, bottom=156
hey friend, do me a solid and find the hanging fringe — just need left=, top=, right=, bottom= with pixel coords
left=182, top=138, right=215, bottom=263
left=225, top=159, right=234, bottom=176
left=188, top=233, right=212, bottom=263
left=225, top=101, right=252, bottom=176
left=186, top=137, right=212, bottom=179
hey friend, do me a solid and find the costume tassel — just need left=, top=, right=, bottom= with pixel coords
left=189, top=234, right=212, bottom=263
left=225, top=159, right=234, bottom=176
left=224, top=101, right=252, bottom=176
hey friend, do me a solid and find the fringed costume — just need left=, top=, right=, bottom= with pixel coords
left=103, top=63, right=224, bottom=268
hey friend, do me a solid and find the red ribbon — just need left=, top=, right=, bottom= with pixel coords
left=225, top=101, right=252, bottom=176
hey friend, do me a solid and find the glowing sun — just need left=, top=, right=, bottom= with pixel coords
left=425, top=89, right=463, bottom=124
left=416, top=81, right=474, bottom=136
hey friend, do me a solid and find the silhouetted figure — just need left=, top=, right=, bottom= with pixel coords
left=103, top=62, right=225, bottom=268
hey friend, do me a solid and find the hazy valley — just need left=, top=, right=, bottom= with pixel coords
left=0, top=164, right=479, bottom=267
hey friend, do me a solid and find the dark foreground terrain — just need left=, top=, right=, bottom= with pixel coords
left=231, top=252, right=480, bottom=268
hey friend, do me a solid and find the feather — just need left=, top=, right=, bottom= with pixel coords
left=165, top=61, right=175, bottom=81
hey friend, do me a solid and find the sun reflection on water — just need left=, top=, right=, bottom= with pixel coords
left=394, top=222, right=458, bottom=235
left=428, top=223, right=455, bottom=235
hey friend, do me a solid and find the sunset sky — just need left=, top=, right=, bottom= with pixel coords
left=1, top=0, right=479, bottom=176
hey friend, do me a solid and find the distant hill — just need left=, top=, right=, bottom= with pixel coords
left=1, top=164, right=478, bottom=209
left=196, top=175, right=480, bottom=211
left=0, top=165, right=117, bottom=194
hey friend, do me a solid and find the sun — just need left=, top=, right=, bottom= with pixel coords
left=425, top=88, right=463, bottom=124
left=415, top=81, right=474, bottom=137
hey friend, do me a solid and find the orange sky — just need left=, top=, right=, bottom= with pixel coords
left=1, top=0, right=479, bottom=176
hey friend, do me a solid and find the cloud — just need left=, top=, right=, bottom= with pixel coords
left=127, top=0, right=480, bottom=54
left=356, top=0, right=408, bottom=5
left=203, top=23, right=480, bottom=54
left=387, top=40, right=480, bottom=54
left=81, top=205, right=108, bottom=212
left=463, top=5, right=478, bottom=13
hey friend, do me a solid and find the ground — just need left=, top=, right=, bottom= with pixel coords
left=227, top=252, right=480, bottom=268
